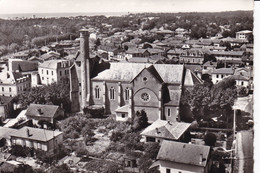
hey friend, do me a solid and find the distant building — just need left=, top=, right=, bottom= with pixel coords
left=25, top=104, right=64, bottom=126
left=236, top=30, right=253, bottom=40
left=0, top=96, right=14, bottom=121
left=10, top=126, right=63, bottom=155
left=151, top=140, right=212, bottom=173
left=211, top=68, right=234, bottom=84
left=179, top=50, right=204, bottom=65
left=140, top=119, right=191, bottom=144
left=0, top=71, right=31, bottom=97
left=37, top=60, right=70, bottom=85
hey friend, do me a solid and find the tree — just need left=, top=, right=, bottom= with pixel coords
left=204, top=133, right=217, bottom=146
left=9, top=43, right=19, bottom=53
left=132, top=110, right=149, bottom=131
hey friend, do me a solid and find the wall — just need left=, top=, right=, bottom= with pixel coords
left=159, top=160, right=205, bottom=173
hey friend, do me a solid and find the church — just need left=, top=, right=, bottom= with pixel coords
left=69, top=29, right=202, bottom=123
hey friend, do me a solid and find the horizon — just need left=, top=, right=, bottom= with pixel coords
left=0, top=0, right=253, bottom=15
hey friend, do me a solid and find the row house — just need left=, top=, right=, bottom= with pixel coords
left=10, top=126, right=63, bottom=155
left=179, top=50, right=204, bottom=65
left=211, top=68, right=234, bottom=84
left=0, top=72, right=31, bottom=97
left=33, top=59, right=71, bottom=86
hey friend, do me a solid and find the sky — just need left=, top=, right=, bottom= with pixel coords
left=0, top=0, right=254, bottom=14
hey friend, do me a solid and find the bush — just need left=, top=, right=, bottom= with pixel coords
left=110, top=131, right=124, bottom=142
left=83, top=105, right=105, bottom=118
left=204, top=133, right=217, bottom=147
left=75, top=143, right=89, bottom=157
left=10, top=145, right=32, bottom=157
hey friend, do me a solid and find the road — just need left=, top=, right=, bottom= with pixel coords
left=236, top=130, right=254, bottom=173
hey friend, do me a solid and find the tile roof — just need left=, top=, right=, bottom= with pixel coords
left=10, top=126, right=62, bottom=142
left=115, top=105, right=130, bottom=113
left=0, top=127, right=18, bottom=139
left=0, top=96, right=13, bottom=105
left=212, top=68, right=234, bottom=75
left=39, top=60, right=69, bottom=69
left=141, top=119, right=191, bottom=140
left=93, top=63, right=184, bottom=84
left=210, top=51, right=244, bottom=56
left=25, top=104, right=59, bottom=118
left=10, top=60, right=38, bottom=72
left=157, top=140, right=210, bottom=167
left=164, top=90, right=182, bottom=106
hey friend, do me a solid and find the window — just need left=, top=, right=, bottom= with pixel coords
left=79, top=83, right=81, bottom=87
left=51, top=71, right=54, bottom=76
left=9, top=87, right=11, bottom=92
left=95, top=86, right=100, bottom=99
left=221, top=74, right=224, bottom=78
left=141, top=93, right=150, bottom=102
left=216, top=74, right=219, bottom=78
left=60, top=71, right=62, bottom=76
left=122, top=113, right=126, bottom=118
left=143, top=77, right=148, bottom=82
left=46, top=70, right=48, bottom=75
left=2, top=87, right=3, bottom=91
left=125, top=88, right=130, bottom=100
left=110, top=87, right=115, bottom=100
left=241, top=81, right=244, bottom=86
left=146, top=137, right=155, bottom=142
left=42, top=77, right=44, bottom=80
left=167, top=108, right=171, bottom=117
left=42, top=69, right=43, bottom=74
left=166, top=169, right=171, bottom=173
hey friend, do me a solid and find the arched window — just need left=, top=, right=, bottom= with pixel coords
left=125, top=88, right=130, bottom=100
left=95, top=86, right=100, bottom=99
left=109, top=87, right=115, bottom=100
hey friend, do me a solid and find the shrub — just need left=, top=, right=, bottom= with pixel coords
left=83, top=105, right=105, bottom=118
left=204, top=133, right=217, bottom=147
left=110, top=131, right=124, bottom=142
left=10, top=145, right=32, bottom=157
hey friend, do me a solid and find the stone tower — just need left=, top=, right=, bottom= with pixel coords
left=79, top=29, right=91, bottom=109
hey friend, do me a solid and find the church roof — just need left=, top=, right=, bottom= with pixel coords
left=92, top=63, right=184, bottom=84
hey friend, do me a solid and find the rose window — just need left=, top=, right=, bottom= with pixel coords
left=141, top=93, right=150, bottom=102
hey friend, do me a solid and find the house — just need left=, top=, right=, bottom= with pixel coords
left=0, top=71, right=31, bottom=97
left=151, top=140, right=212, bottom=173
left=8, top=59, right=38, bottom=76
left=12, top=52, right=30, bottom=60
left=10, top=126, right=63, bottom=155
left=97, top=46, right=121, bottom=60
left=0, top=127, right=18, bottom=147
left=202, top=61, right=217, bottom=74
left=125, top=48, right=149, bottom=59
left=70, top=30, right=200, bottom=123
left=179, top=50, right=204, bottom=65
left=0, top=96, right=14, bottom=121
left=236, top=30, right=253, bottom=41
left=211, top=68, right=234, bottom=84
left=25, top=104, right=64, bottom=127
left=36, top=59, right=71, bottom=85
left=140, top=119, right=191, bottom=144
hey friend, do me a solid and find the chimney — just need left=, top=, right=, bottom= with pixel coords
left=38, top=108, right=43, bottom=115
left=156, top=128, right=160, bottom=134
left=27, top=128, right=30, bottom=137
left=80, top=29, right=91, bottom=110
left=199, top=154, right=204, bottom=165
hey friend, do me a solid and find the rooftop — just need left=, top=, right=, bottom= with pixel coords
left=10, top=126, right=62, bottom=142
left=212, top=68, right=234, bottom=75
left=141, top=119, right=191, bottom=140
left=157, top=140, right=210, bottom=167
left=25, top=103, right=60, bottom=118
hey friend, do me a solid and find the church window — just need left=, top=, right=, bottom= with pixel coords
left=95, top=86, right=100, bottom=99
left=167, top=108, right=171, bottom=117
left=141, top=93, right=150, bottom=102
left=143, top=77, right=148, bottom=81
left=110, top=87, right=115, bottom=100
left=125, top=88, right=130, bottom=100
